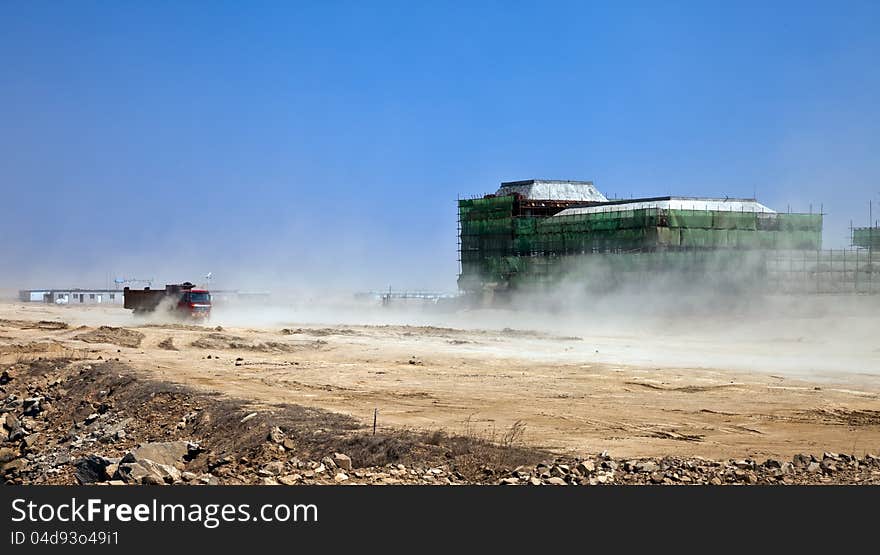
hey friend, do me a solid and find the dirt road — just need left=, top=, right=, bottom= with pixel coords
left=1, top=301, right=879, bottom=460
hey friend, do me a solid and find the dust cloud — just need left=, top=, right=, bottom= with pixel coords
left=195, top=250, right=880, bottom=386
left=4, top=241, right=879, bottom=385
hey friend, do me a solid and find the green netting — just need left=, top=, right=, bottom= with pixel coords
left=756, top=214, right=779, bottom=231
left=712, top=212, right=757, bottom=230
left=461, top=218, right=513, bottom=235
left=459, top=198, right=826, bottom=291
left=777, top=213, right=823, bottom=232
left=853, top=227, right=880, bottom=249
left=776, top=230, right=822, bottom=250
left=515, top=217, right=538, bottom=235
left=679, top=228, right=713, bottom=247
left=667, top=210, right=714, bottom=228
left=656, top=227, right=680, bottom=246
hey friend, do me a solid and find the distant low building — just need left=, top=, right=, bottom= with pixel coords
left=18, top=289, right=125, bottom=305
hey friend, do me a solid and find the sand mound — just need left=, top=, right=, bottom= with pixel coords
left=0, top=319, right=68, bottom=330
left=190, top=333, right=326, bottom=353
left=157, top=337, right=179, bottom=351
left=0, top=340, right=86, bottom=361
left=143, top=323, right=212, bottom=332
left=74, top=326, right=145, bottom=348
left=281, top=327, right=360, bottom=337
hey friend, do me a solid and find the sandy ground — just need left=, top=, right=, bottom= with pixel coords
left=1, top=300, right=879, bottom=460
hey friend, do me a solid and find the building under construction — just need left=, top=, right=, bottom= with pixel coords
left=459, top=179, right=878, bottom=298
left=852, top=226, right=880, bottom=250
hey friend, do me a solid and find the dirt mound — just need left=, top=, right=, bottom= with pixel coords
left=191, top=333, right=326, bottom=353
left=0, top=341, right=87, bottom=362
left=281, top=327, right=360, bottom=337
left=74, top=326, right=145, bottom=348
left=0, top=319, right=68, bottom=330
left=32, top=320, right=69, bottom=330
left=157, top=337, right=179, bottom=351
left=143, top=323, right=212, bottom=332
left=805, top=408, right=880, bottom=426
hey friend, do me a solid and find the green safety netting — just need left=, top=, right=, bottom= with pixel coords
left=853, top=227, right=880, bottom=249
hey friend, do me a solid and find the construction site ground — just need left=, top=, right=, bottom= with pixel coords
left=2, top=299, right=878, bottom=467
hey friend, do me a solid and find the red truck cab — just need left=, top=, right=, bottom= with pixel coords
left=181, top=289, right=212, bottom=319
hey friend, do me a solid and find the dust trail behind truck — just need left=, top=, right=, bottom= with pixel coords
left=123, top=282, right=212, bottom=319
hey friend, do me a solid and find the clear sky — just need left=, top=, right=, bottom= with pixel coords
left=2, top=1, right=879, bottom=291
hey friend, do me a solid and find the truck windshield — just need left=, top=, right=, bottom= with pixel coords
left=188, top=292, right=211, bottom=303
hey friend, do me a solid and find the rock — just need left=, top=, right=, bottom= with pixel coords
left=576, top=461, right=595, bottom=475
left=709, top=476, right=723, bottom=486
left=793, top=453, right=812, bottom=467
left=550, top=464, right=570, bottom=477
left=107, top=480, right=126, bottom=486
left=529, top=477, right=543, bottom=486
left=0, top=447, right=17, bottom=464
left=649, top=472, right=665, bottom=484
left=141, top=475, right=164, bottom=486
left=500, top=477, right=519, bottom=485
left=278, top=474, right=301, bottom=485
left=129, top=441, right=189, bottom=466
left=334, top=472, right=349, bottom=483
left=84, top=413, right=100, bottom=425
left=199, top=474, right=219, bottom=485
left=2, top=458, right=28, bottom=474
left=75, top=455, right=113, bottom=484
left=332, top=453, right=352, bottom=471
left=806, top=461, right=821, bottom=473
left=117, top=459, right=180, bottom=485
left=261, top=461, right=285, bottom=476
left=268, top=426, right=285, bottom=444
left=4, top=413, right=25, bottom=441
left=282, top=438, right=296, bottom=451
left=820, top=460, right=836, bottom=474
left=635, top=461, right=658, bottom=473
left=545, top=477, right=567, bottom=486
left=181, top=472, right=198, bottom=482
left=22, top=397, right=43, bottom=417
left=21, top=433, right=40, bottom=449
left=240, top=412, right=258, bottom=423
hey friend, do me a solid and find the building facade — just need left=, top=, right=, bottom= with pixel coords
left=458, top=179, right=835, bottom=296
left=18, top=289, right=125, bottom=304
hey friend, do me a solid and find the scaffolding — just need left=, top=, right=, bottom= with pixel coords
left=454, top=194, right=870, bottom=295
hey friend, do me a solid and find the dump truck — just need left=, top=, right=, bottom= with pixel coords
left=123, top=282, right=212, bottom=319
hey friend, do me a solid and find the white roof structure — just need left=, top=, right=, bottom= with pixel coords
left=496, top=179, right=607, bottom=202
left=555, top=197, right=776, bottom=217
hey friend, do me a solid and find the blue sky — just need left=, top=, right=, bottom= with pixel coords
left=2, top=1, right=879, bottom=290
